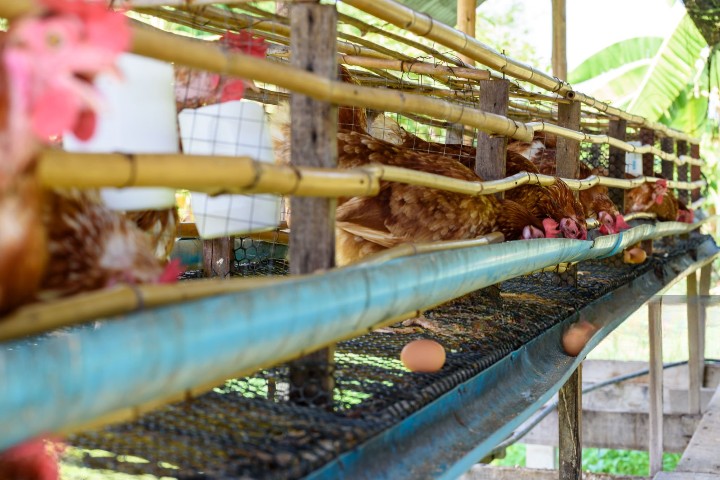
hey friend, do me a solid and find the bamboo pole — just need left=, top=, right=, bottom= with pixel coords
left=456, top=0, right=476, bottom=66
left=339, top=54, right=492, bottom=82
left=0, top=0, right=700, bottom=145
left=342, top=0, right=572, bottom=96
left=37, top=151, right=706, bottom=197
left=529, top=122, right=704, bottom=166
left=551, top=0, right=567, bottom=81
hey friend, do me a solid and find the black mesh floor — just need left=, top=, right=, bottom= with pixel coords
left=66, top=234, right=712, bottom=479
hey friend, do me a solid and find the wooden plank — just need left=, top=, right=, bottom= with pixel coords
left=559, top=365, right=582, bottom=480
left=461, top=465, right=643, bottom=480
left=287, top=2, right=338, bottom=408
left=456, top=0, right=476, bottom=66
left=655, top=473, right=720, bottom=480
left=699, top=264, right=711, bottom=375
left=525, top=444, right=556, bottom=469
left=475, top=79, right=509, bottom=184
left=521, top=409, right=700, bottom=452
left=607, top=118, right=628, bottom=211
left=202, top=237, right=234, bottom=278
left=672, top=385, right=720, bottom=475
left=648, top=297, right=664, bottom=477
left=551, top=0, right=567, bottom=80
left=688, top=271, right=702, bottom=414
left=582, top=384, right=715, bottom=414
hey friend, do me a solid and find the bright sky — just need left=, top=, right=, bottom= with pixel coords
left=478, top=0, right=685, bottom=71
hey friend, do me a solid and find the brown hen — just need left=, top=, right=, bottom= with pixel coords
left=40, top=189, right=177, bottom=299
left=624, top=176, right=678, bottom=221
left=335, top=130, right=502, bottom=265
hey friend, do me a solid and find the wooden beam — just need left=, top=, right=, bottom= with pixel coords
left=607, top=118, right=628, bottom=212
left=559, top=365, right=582, bottom=480
left=648, top=297, right=664, bottom=477
left=462, top=465, right=642, bottom=480
left=475, top=79, right=509, bottom=185
left=521, top=409, right=700, bottom=453
left=688, top=271, right=703, bottom=414
left=551, top=0, right=567, bottom=80
left=456, top=0, right=476, bottom=66
left=287, top=2, right=338, bottom=408
left=670, top=385, right=720, bottom=476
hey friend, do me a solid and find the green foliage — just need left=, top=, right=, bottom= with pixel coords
left=582, top=448, right=681, bottom=475
left=490, top=443, right=526, bottom=467
left=491, top=445, right=681, bottom=475
left=569, top=37, right=663, bottom=85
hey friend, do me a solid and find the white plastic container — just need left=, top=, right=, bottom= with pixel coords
left=64, top=53, right=178, bottom=210
left=625, top=140, right=643, bottom=176
left=178, top=99, right=281, bottom=239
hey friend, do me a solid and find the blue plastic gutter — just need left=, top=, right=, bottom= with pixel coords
left=306, top=238, right=720, bottom=480
left=0, top=222, right=707, bottom=448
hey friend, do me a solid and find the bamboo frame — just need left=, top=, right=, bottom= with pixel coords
left=339, top=54, right=492, bottom=83
left=355, top=232, right=505, bottom=265
left=342, top=0, right=571, bottom=95
left=530, top=122, right=705, bottom=166
left=3, top=2, right=702, bottom=150
left=37, top=151, right=707, bottom=198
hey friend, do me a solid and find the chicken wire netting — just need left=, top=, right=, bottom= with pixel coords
left=64, top=232, right=715, bottom=479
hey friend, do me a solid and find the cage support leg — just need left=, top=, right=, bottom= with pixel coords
left=559, top=365, right=582, bottom=480
left=648, top=296, right=664, bottom=477
left=687, top=270, right=702, bottom=414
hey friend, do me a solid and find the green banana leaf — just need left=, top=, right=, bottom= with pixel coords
left=625, top=15, right=708, bottom=121
left=568, top=37, right=663, bottom=84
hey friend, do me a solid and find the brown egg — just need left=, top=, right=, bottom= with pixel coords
left=623, top=247, right=647, bottom=264
left=561, top=320, right=597, bottom=357
left=400, top=339, right=446, bottom=372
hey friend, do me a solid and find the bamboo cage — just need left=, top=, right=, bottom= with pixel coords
left=0, top=0, right=717, bottom=478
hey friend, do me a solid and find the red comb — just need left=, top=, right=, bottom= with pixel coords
left=157, top=258, right=185, bottom=284
left=615, top=214, right=631, bottom=231
left=0, top=437, right=63, bottom=480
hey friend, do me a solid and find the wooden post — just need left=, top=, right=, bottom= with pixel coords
left=608, top=119, right=627, bottom=211
left=691, top=143, right=701, bottom=203
left=640, top=128, right=655, bottom=256
left=699, top=264, right=711, bottom=373
left=660, top=136, right=675, bottom=182
left=648, top=297, right=664, bottom=477
left=677, top=140, right=689, bottom=205
left=661, top=137, right=676, bottom=246
left=559, top=365, right=582, bottom=480
left=475, top=79, right=509, bottom=184
left=287, top=2, right=338, bottom=408
left=203, top=237, right=234, bottom=278
left=551, top=0, right=567, bottom=80
left=556, top=100, right=581, bottom=285
left=456, top=0, right=476, bottom=66
left=687, top=270, right=702, bottom=414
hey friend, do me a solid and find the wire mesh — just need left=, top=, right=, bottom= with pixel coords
left=66, top=233, right=714, bottom=479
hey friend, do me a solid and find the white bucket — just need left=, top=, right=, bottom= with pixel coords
left=63, top=53, right=178, bottom=210
left=178, top=99, right=281, bottom=239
